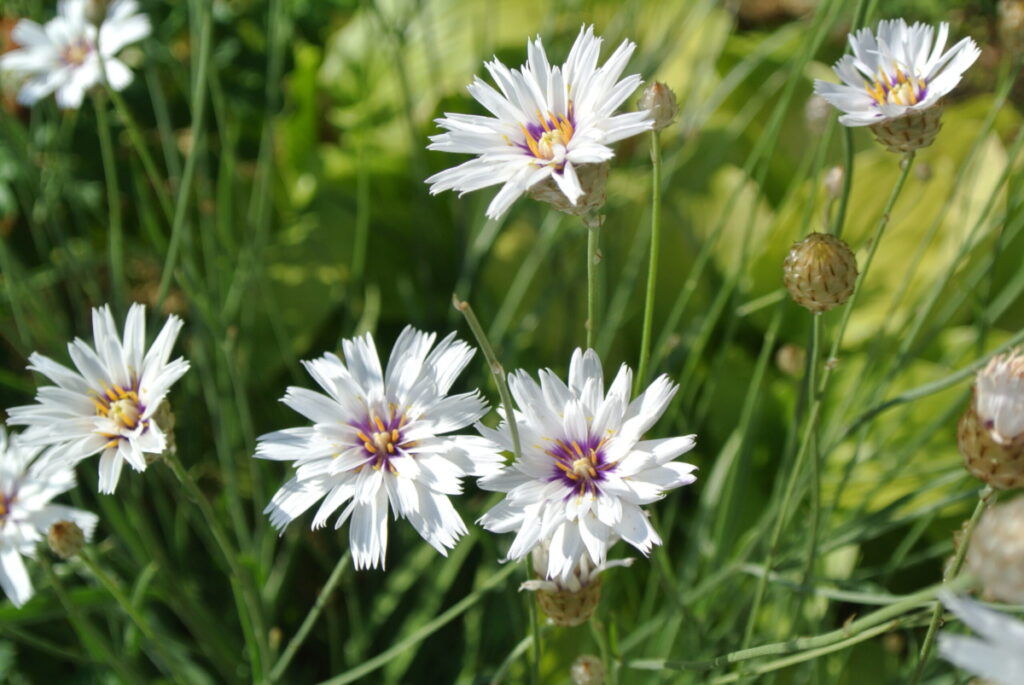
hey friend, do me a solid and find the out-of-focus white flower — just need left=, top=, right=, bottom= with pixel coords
left=813, top=19, right=979, bottom=127
left=0, top=0, right=151, bottom=109
left=256, top=327, right=504, bottom=570
left=0, top=427, right=97, bottom=607
left=477, top=348, right=697, bottom=583
left=426, top=25, right=652, bottom=219
left=938, top=592, right=1024, bottom=685
left=8, top=304, right=189, bottom=494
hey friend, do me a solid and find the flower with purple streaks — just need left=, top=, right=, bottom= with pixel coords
left=256, top=327, right=504, bottom=570
left=426, top=25, right=652, bottom=219
left=477, top=349, right=697, bottom=583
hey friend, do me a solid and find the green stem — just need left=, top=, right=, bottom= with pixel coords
left=526, top=561, right=541, bottom=685
left=586, top=217, right=602, bottom=349
left=798, top=315, right=822, bottom=607
left=909, top=487, right=993, bottom=684
left=270, top=551, right=351, bottom=682
left=164, top=452, right=270, bottom=680
left=636, top=130, right=662, bottom=394
left=79, top=548, right=185, bottom=684
left=452, top=295, right=522, bottom=461
left=93, top=91, right=124, bottom=307
left=156, top=0, right=212, bottom=309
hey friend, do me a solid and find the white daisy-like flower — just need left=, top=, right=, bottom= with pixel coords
left=0, top=427, right=98, bottom=608
left=813, top=19, right=980, bottom=127
left=256, top=327, right=504, bottom=570
left=0, top=0, right=151, bottom=109
left=7, top=304, right=189, bottom=494
left=426, top=25, right=653, bottom=220
left=938, top=592, right=1024, bottom=685
left=477, top=348, right=697, bottom=583
left=975, top=349, right=1024, bottom=445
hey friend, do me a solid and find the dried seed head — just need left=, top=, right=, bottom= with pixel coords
left=48, top=520, right=85, bottom=560
left=571, top=654, right=605, bottom=685
left=782, top=233, right=858, bottom=313
left=528, top=162, right=609, bottom=219
left=967, top=498, right=1024, bottom=603
left=868, top=103, right=944, bottom=153
left=638, top=82, right=677, bottom=132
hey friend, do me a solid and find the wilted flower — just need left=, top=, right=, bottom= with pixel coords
left=782, top=232, right=858, bottom=314
left=8, top=304, right=189, bottom=494
left=0, top=427, right=97, bottom=607
left=813, top=19, right=980, bottom=152
left=938, top=592, right=1024, bottom=685
left=426, top=25, right=652, bottom=219
left=958, top=350, right=1024, bottom=489
left=966, top=498, right=1024, bottom=604
left=477, top=348, right=697, bottom=583
left=257, top=327, right=503, bottom=570
left=0, top=0, right=151, bottom=109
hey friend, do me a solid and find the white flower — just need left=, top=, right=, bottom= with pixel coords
left=7, top=304, right=189, bottom=494
left=0, top=0, right=151, bottom=109
left=256, top=327, right=504, bottom=570
left=426, top=25, right=653, bottom=219
left=813, top=19, right=980, bottom=126
left=520, top=539, right=634, bottom=594
left=938, top=592, right=1024, bottom=685
left=0, top=427, right=98, bottom=608
left=976, top=349, right=1024, bottom=445
left=477, top=348, right=697, bottom=583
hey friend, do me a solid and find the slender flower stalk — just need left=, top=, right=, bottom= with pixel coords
left=635, top=129, right=662, bottom=394
left=93, top=90, right=125, bottom=305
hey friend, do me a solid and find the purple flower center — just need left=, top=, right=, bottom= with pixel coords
left=92, top=382, right=148, bottom=443
left=515, top=104, right=576, bottom=169
left=548, top=434, right=615, bottom=497
left=352, top=410, right=413, bottom=472
left=865, top=67, right=927, bottom=107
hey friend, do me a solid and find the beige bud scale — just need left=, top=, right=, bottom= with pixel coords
left=869, top=103, right=944, bottom=153
left=782, top=232, right=858, bottom=313
left=958, top=396, right=1024, bottom=490
left=528, top=162, right=609, bottom=218
left=638, top=82, right=678, bottom=132
left=48, top=520, right=85, bottom=560
left=536, top=577, right=602, bottom=627
left=967, top=498, right=1024, bottom=604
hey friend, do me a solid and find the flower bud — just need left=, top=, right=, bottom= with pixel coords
left=571, top=654, right=605, bottom=685
left=967, top=498, right=1024, bottom=604
left=869, top=103, right=944, bottom=153
left=528, top=162, right=609, bottom=220
left=638, top=82, right=677, bottom=132
left=48, top=520, right=85, bottom=560
left=1000, top=1, right=1024, bottom=56
left=782, top=233, right=858, bottom=314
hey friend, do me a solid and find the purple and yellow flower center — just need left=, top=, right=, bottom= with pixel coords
left=548, top=434, right=615, bottom=497
left=61, top=40, right=93, bottom=67
left=354, top=409, right=414, bottom=473
left=865, top=66, right=927, bottom=107
left=516, top=105, right=576, bottom=168
left=92, top=382, right=147, bottom=444
left=0, top=494, right=11, bottom=524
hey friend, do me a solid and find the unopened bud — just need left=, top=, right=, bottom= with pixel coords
left=528, top=162, right=609, bottom=219
left=48, top=521, right=85, bottom=560
left=869, top=104, right=944, bottom=153
left=967, top=498, right=1024, bottom=604
left=571, top=654, right=605, bottom=685
left=782, top=233, right=858, bottom=314
left=824, top=166, right=844, bottom=199
left=638, top=82, right=677, bottom=132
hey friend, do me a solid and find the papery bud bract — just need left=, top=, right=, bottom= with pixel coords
left=869, top=103, right=944, bottom=153
left=783, top=233, right=858, bottom=313
left=48, top=521, right=85, bottom=560
left=638, top=82, right=677, bottom=131
left=527, top=162, right=609, bottom=219
left=967, top=498, right=1024, bottom=603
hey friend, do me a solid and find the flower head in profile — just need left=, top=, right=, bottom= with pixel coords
left=426, top=25, right=653, bottom=219
left=256, top=327, right=504, bottom=570
left=938, top=592, right=1024, bottom=685
left=975, top=349, right=1024, bottom=446
left=0, top=0, right=151, bottom=109
left=477, top=349, right=697, bottom=583
left=0, top=427, right=98, bottom=607
left=813, top=19, right=979, bottom=127
left=8, top=304, right=189, bottom=494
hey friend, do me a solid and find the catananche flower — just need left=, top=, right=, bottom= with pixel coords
left=0, top=0, right=151, bottom=109
left=938, top=592, right=1024, bottom=685
left=7, top=304, right=189, bottom=494
left=813, top=19, right=979, bottom=127
left=477, top=349, right=697, bottom=583
left=256, top=327, right=504, bottom=570
left=426, top=25, right=653, bottom=219
left=0, top=426, right=97, bottom=607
